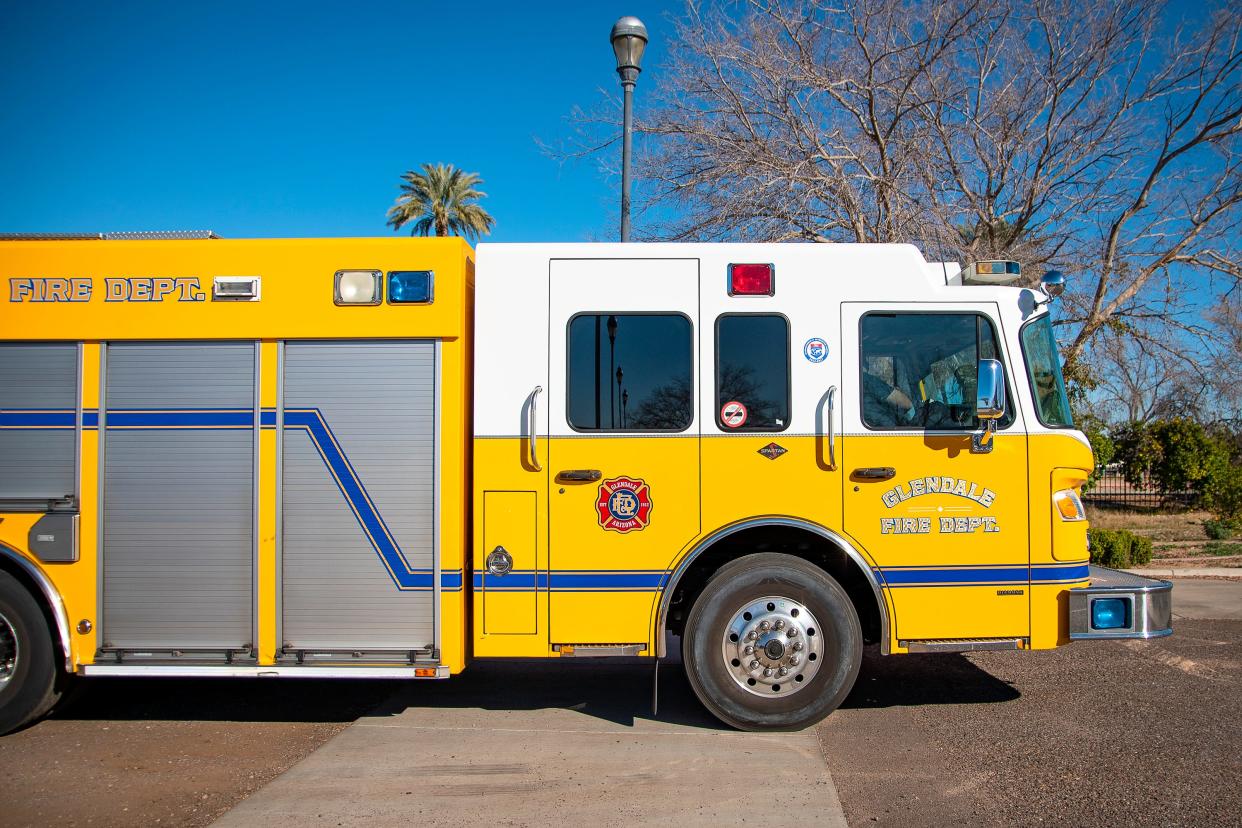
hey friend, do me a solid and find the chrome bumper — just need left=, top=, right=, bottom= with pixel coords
left=1068, top=565, right=1173, bottom=640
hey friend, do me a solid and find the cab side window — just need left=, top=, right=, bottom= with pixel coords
left=567, top=313, right=693, bottom=431
left=859, top=313, right=1013, bottom=430
left=715, top=314, right=790, bottom=431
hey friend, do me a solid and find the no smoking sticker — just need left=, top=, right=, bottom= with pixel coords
left=721, top=400, right=748, bottom=428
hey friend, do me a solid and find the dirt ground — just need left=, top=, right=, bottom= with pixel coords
left=1086, top=507, right=1242, bottom=567
left=0, top=678, right=400, bottom=828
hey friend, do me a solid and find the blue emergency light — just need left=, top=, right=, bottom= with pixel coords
left=1091, top=597, right=1131, bottom=630
left=388, top=271, right=434, bottom=304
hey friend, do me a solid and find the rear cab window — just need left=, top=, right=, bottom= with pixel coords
left=566, top=313, right=693, bottom=432
left=715, top=314, right=790, bottom=431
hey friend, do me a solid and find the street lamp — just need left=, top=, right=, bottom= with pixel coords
left=610, top=15, right=648, bottom=242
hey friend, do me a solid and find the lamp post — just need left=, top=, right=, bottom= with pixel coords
left=607, top=314, right=618, bottom=426
left=610, top=16, right=648, bottom=243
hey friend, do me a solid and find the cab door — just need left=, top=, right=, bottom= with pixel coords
left=840, top=303, right=1030, bottom=642
left=547, top=259, right=700, bottom=648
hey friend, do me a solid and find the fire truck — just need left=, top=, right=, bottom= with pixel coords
left=0, top=234, right=1172, bottom=733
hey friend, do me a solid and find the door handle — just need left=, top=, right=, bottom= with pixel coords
left=826, top=385, right=837, bottom=471
left=528, top=386, right=542, bottom=471
left=853, top=467, right=896, bottom=481
left=557, top=469, right=602, bottom=482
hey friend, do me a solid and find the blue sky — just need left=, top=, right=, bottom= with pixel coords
left=0, top=2, right=674, bottom=242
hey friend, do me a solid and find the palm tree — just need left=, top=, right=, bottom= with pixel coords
left=386, top=163, right=495, bottom=241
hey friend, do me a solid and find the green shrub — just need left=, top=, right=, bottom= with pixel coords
left=1204, top=519, right=1239, bottom=540
left=1203, top=463, right=1242, bottom=523
left=1088, top=527, right=1154, bottom=568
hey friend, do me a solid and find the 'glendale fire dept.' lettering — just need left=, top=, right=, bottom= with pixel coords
left=881, top=476, right=996, bottom=509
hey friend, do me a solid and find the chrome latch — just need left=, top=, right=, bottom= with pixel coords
left=486, top=546, right=514, bottom=576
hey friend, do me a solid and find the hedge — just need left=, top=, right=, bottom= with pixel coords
left=1088, top=528, right=1153, bottom=569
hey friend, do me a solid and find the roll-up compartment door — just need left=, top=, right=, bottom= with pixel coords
left=102, top=342, right=255, bottom=652
left=281, top=341, right=437, bottom=655
left=0, top=343, right=78, bottom=501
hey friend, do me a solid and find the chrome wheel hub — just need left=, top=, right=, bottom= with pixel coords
left=0, top=611, right=17, bottom=689
left=721, top=596, right=823, bottom=696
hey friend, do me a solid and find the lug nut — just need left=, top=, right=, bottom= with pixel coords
left=763, top=668, right=775, bottom=678
left=746, top=630, right=758, bottom=641
left=744, top=645, right=754, bottom=655
left=774, top=619, right=785, bottom=630
left=759, top=620, right=771, bottom=632
left=789, top=655, right=801, bottom=666
left=778, top=666, right=790, bottom=676
left=749, top=660, right=761, bottom=671
left=793, top=641, right=804, bottom=651
left=786, top=628, right=797, bottom=638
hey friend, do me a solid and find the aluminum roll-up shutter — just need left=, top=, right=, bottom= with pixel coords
left=102, top=342, right=255, bottom=651
left=0, top=343, right=78, bottom=500
left=281, top=341, right=437, bottom=653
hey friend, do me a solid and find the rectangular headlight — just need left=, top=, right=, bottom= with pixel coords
left=334, top=270, right=382, bottom=305
left=387, top=270, right=433, bottom=304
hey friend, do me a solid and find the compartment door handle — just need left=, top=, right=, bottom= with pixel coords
left=557, top=469, right=602, bottom=482
left=853, top=467, right=896, bottom=481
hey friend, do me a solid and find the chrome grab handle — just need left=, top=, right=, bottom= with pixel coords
left=557, top=469, right=602, bottom=482
left=528, top=386, right=543, bottom=471
left=826, top=385, right=837, bottom=471
left=853, top=467, right=896, bottom=481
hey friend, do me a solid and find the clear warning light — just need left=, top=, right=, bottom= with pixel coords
left=728, top=263, right=774, bottom=296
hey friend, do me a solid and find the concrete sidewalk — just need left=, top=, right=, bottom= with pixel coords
left=1128, top=566, right=1242, bottom=580
left=213, top=660, right=848, bottom=827
left=1166, top=578, right=1242, bottom=621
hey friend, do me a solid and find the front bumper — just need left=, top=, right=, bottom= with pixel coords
left=1068, top=565, right=1173, bottom=640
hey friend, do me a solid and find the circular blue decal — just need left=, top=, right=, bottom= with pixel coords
left=607, top=488, right=641, bottom=521
left=803, top=337, right=829, bottom=363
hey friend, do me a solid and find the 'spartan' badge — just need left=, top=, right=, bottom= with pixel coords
left=596, top=476, right=653, bottom=533
left=758, top=442, right=788, bottom=460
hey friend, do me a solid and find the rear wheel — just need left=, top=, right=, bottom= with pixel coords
left=0, top=571, right=62, bottom=735
left=682, top=553, right=862, bottom=731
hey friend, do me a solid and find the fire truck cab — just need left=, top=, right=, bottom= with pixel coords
left=0, top=235, right=1172, bottom=733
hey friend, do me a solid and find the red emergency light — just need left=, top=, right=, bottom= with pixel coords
left=728, top=263, right=774, bottom=296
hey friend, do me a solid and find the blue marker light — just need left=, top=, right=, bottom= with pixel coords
left=387, top=271, right=433, bottom=304
left=1091, top=597, right=1131, bottom=630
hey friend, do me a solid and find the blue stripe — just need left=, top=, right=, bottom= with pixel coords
left=879, top=567, right=1029, bottom=586
left=1031, top=563, right=1089, bottom=582
left=107, top=409, right=254, bottom=428
left=473, top=570, right=669, bottom=592
left=0, top=410, right=76, bottom=428
left=284, top=408, right=424, bottom=590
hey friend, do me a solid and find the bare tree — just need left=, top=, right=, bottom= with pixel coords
left=560, top=0, right=1242, bottom=380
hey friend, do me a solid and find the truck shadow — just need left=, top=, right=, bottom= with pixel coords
left=47, top=646, right=1017, bottom=730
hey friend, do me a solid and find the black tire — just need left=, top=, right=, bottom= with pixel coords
left=0, top=570, right=62, bottom=735
left=682, top=553, right=862, bottom=731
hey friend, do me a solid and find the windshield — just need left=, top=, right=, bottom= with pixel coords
left=1020, top=315, right=1073, bottom=428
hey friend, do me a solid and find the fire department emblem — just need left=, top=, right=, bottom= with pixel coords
left=596, top=476, right=654, bottom=533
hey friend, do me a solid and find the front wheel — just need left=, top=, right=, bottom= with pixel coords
left=682, top=553, right=863, bottom=731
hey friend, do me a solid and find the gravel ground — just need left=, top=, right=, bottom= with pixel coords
left=819, top=619, right=1242, bottom=826
left=0, top=679, right=400, bottom=828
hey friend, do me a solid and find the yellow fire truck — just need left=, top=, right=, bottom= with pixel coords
left=0, top=233, right=1172, bottom=733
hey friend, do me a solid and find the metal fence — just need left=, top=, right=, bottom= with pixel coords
left=1082, top=465, right=1196, bottom=509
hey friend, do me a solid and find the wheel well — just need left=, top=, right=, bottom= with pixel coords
left=0, top=554, right=67, bottom=671
left=663, top=525, right=882, bottom=644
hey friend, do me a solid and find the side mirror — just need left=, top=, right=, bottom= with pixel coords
left=1040, top=270, right=1066, bottom=300
left=976, top=359, right=1006, bottom=420
left=973, top=359, right=1005, bottom=453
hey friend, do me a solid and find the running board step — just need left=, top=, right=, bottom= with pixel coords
left=80, top=664, right=450, bottom=679
left=554, top=644, right=646, bottom=657
left=901, top=638, right=1026, bottom=653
